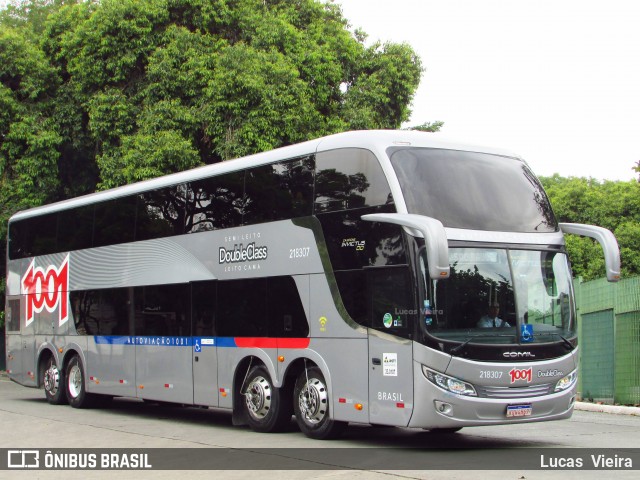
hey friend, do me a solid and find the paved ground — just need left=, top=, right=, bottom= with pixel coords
left=1, top=373, right=639, bottom=480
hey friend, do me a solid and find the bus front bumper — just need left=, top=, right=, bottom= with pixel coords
left=408, top=366, right=577, bottom=429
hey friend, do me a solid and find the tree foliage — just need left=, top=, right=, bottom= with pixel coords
left=540, top=175, right=640, bottom=280
left=1, top=0, right=424, bottom=214
left=7, top=1, right=636, bottom=293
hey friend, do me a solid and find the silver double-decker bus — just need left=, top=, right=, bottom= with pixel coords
left=5, top=130, right=620, bottom=439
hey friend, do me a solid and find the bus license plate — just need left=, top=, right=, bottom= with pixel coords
left=506, top=404, right=532, bottom=417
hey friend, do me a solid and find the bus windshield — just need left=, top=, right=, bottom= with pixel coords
left=420, top=248, right=576, bottom=345
left=389, top=147, right=557, bottom=233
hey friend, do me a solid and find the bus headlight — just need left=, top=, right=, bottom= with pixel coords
left=422, top=366, right=477, bottom=397
left=554, top=370, right=578, bottom=392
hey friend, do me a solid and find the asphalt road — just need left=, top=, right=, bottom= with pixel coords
left=1, top=374, right=638, bottom=480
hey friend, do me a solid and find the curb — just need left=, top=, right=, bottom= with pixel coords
left=575, top=401, right=640, bottom=416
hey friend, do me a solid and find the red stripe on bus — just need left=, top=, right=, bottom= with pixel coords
left=233, top=338, right=310, bottom=349
left=278, top=338, right=310, bottom=349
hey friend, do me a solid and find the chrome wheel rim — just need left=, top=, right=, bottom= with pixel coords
left=244, top=376, right=272, bottom=420
left=44, top=362, right=60, bottom=396
left=298, top=377, right=328, bottom=425
left=68, top=364, right=82, bottom=399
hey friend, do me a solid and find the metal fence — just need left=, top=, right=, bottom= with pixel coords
left=574, top=276, right=640, bottom=405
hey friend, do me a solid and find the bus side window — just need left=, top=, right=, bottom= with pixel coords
left=186, top=172, right=244, bottom=233
left=137, top=185, right=188, bottom=241
left=134, top=284, right=191, bottom=336
left=12, top=213, right=58, bottom=258
left=192, top=281, right=217, bottom=337
left=314, top=148, right=393, bottom=213
left=93, top=196, right=137, bottom=248
left=58, top=205, right=94, bottom=251
left=6, top=299, right=21, bottom=332
left=70, top=288, right=133, bottom=336
left=216, top=279, right=268, bottom=337
left=334, top=270, right=367, bottom=326
left=244, top=156, right=314, bottom=224
left=367, top=266, right=414, bottom=339
left=267, top=277, right=309, bottom=338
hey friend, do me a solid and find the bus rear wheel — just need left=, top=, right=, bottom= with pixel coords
left=65, top=355, right=95, bottom=409
left=43, top=356, right=67, bottom=405
left=293, top=366, right=345, bottom=440
left=242, top=365, right=291, bottom=433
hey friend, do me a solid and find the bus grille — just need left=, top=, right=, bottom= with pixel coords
left=475, top=383, right=555, bottom=399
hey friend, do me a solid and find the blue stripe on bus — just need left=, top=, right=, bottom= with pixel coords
left=216, top=337, right=237, bottom=348
left=93, top=336, right=309, bottom=349
left=94, top=336, right=192, bottom=347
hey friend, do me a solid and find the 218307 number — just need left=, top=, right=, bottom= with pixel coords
left=290, top=247, right=310, bottom=259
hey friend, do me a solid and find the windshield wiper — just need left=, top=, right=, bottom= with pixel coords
left=528, top=331, right=575, bottom=350
left=448, top=333, right=514, bottom=355
left=450, top=338, right=472, bottom=355
left=559, top=335, right=574, bottom=350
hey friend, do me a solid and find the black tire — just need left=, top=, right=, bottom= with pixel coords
left=293, top=366, right=346, bottom=440
left=241, top=365, right=292, bottom=433
left=65, top=354, right=95, bottom=409
left=43, top=356, right=67, bottom=405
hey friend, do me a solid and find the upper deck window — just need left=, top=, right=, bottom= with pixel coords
left=389, top=147, right=557, bottom=233
left=314, top=148, right=393, bottom=213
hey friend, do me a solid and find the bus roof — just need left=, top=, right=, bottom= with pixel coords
left=9, top=130, right=521, bottom=222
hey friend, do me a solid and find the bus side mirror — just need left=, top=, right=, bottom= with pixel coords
left=559, top=223, right=621, bottom=282
left=361, top=213, right=450, bottom=279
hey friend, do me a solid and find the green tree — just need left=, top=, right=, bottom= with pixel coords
left=406, top=121, right=444, bottom=132
left=0, top=0, right=427, bottom=263
left=2, top=0, right=425, bottom=194
left=0, top=25, right=62, bottom=240
left=541, top=175, right=640, bottom=280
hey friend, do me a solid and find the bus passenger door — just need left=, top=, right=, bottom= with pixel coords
left=367, top=267, right=415, bottom=426
left=192, top=281, right=219, bottom=407
left=134, top=284, right=193, bottom=405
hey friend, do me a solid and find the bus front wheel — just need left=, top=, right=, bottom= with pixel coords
left=242, top=365, right=291, bottom=433
left=43, top=356, right=67, bottom=405
left=293, top=366, right=345, bottom=440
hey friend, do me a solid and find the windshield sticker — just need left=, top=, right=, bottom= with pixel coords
left=383, top=353, right=398, bottom=377
left=521, top=324, right=534, bottom=343
left=383, top=313, right=393, bottom=328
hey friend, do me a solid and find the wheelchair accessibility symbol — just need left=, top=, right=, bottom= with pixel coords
left=194, top=338, right=214, bottom=352
left=521, top=324, right=534, bottom=343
